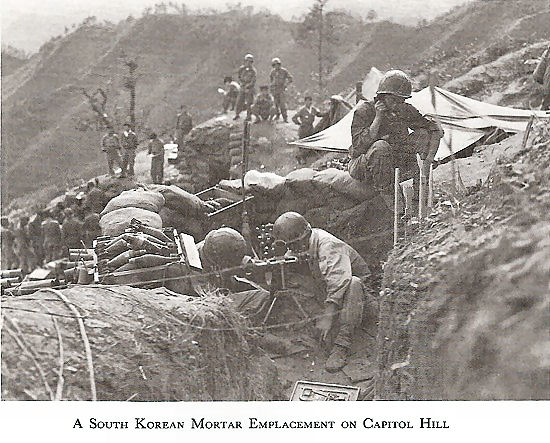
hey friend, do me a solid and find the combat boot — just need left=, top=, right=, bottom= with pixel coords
left=325, top=345, right=349, bottom=373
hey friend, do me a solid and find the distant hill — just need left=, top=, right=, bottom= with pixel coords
left=2, top=0, right=549, bottom=206
left=1, top=50, right=27, bottom=76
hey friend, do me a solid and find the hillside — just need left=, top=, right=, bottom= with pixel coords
left=2, top=0, right=549, bottom=207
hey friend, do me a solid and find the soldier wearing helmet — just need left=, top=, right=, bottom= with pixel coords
left=234, top=54, right=257, bottom=121
left=197, top=227, right=270, bottom=317
left=61, top=207, right=84, bottom=251
left=269, top=57, right=293, bottom=122
left=272, top=212, right=371, bottom=372
left=13, top=215, right=38, bottom=274
left=348, top=69, right=443, bottom=211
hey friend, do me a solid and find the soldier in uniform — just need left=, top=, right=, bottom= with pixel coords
left=348, top=70, right=443, bottom=211
left=148, top=132, right=165, bottom=184
left=41, top=210, right=63, bottom=263
left=222, top=76, right=240, bottom=113
left=292, top=96, right=325, bottom=139
left=28, top=210, right=46, bottom=265
left=82, top=206, right=102, bottom=247
left=252, top=85, right=276, bottom=123
left=61, top=208, right=84, bottom=252
left=1, top=217, right=19, bottom=270
left=120, top=123, right=138, bottom=177
left=13, top=216, right=37, bottom=274
left=101, top=128, right=123, bottom=177
left=175, top=105, right=193, bottom=148
left=85, top=180, right=107, bottom=215
left=234, top=54, right=257, bottom=121
left=270, top=57, right=293, bottom=122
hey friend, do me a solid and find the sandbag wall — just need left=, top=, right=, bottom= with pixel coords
left=218, top=168, right=394, bottom=269
left=176, top=121, right=236, bottom=193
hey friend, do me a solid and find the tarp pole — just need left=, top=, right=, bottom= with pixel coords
left=428, top=163, right=434, bottom=209
left=418, top=157, right=426, bottom=222
left=355, top=82, right=363, bottom=104
left=394, top=168, right=400, bottom=246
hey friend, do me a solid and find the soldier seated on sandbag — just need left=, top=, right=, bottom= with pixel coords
left=196, top=227, right=270, bottom=318
left=272, top=212, right=371, bottom=373
left=348, top=70, right=443, bottom=212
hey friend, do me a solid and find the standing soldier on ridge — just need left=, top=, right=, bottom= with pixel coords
left=41, top=211, right=63, bottom=263
left=270, top=57, right=293, bottom=122
left=148, top=132, right=165, bottom=184
left=101, top=128, right=123, bottom=178
left=234, top=54, right=257, bottom=121
left=120, top=123, right=138, bottom=178
left=222, top=76, right=240, bottom=113
left=13, top=216, right=37, bottom=274
left=28, top=210, right=46, bottom=265
left=175, top=105, right=193, bottom=148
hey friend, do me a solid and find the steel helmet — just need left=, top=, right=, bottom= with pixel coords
left=376, top=70, right=412, bottom=98
left=244, top=53, right=254, bottom=61
left=271, top=57, right=281, bottom=65
left=202, top=227, right=247, bottom=269
left=272, top=212, right=311, bottom=244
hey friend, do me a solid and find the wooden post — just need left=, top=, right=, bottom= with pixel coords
left=241, top=120, right=250, bottom=201
left=394, top=168, right=400, bottom=246
left=355, top=82, right=363, bottom=103
left=418, top=158, right=426, bottom=222
left=427, top=163, right=434, bottom=209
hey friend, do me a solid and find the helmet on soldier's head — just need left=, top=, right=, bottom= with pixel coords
left=376, top=70, right=412, bottom=98
left=272, top=212, right=311, bottom=245
left=202, top=227, right=247, bottom=269
left=244, top=53, right=254, bottom=61
left=271, top=57, right=281, bottom=66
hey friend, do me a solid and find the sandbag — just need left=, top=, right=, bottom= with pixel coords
left=284, top=168, right=317, bottom=195
left=101, top=189, right=165, bottom=216
left=153, top=184, right=205, bottom=216
left=312, top=168, right=375, bottom=201
left=100, top=207, right=162, bottom=237
left=244, top=170, right=286, bottom=197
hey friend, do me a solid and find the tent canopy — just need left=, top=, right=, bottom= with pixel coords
left=293, top=70, right=549, bottom=161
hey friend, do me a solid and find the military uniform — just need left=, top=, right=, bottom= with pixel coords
left=175, top=111, right=193, bottom=148
left=101, top=133, right=122, bottom=176
left=42, top=218, right=63, bottom=263
left=148, top=138, right=165, bottom=184
left=235, top=65, right=257, bottom=119
left=28, top=215, right=45, bottom=265
left=270, top=67, right=293, bottom=121
left=223, top=81, right=240, bottom=113
left=349, top=100, right=440, bottom=202
left=86, top=187, right=107, bottom=214
left=13, top=223, right=37, bottom=274
left=61, top=215, right=84, bottom=250
left=533, top=47, right=550, bottom=110
left=292, top=105, right=324, bottom=139
left=83, top=212, right=102, bottom=247
left=1, top=226, right=19, bottom=270
left=252, top=91, right=276, bottom=121
left=120, top=130, right=138, bottom=177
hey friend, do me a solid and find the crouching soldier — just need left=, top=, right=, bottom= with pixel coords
left=197, top=227, right=270, bottom=317
left=272, top=212, right=371, bottom=372
left=348, top=70, right=443, bottom=211
left=252, top=85, right=276, bottom=123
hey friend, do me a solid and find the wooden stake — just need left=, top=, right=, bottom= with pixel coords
left=394, top=168, right=400, bottom=246
left=418, top=158, right=426, bottom=222
left=355, top=81, right=363, bottom=103
left=428, top=163, right=434, bottom=208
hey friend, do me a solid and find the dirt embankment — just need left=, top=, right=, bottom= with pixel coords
left=376, top=123, right=550, bottom=400
left=2, top=286, right=282, bottom=401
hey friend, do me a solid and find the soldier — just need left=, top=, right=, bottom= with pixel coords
left=13, top=216, right=37, bottom=274
left=348, top=70, right=443, bottom=211
left=533, top=44, right=550, bottom=110
left=272, top=212, right=371, bottom=372
left=82, top=206, right=102, bottom=247
left=234, top=54, right=257, bottom=121
left=85, top=180, right=107, bottom=215
left=270, top=57, right=293, bottom=122
left=222, top=76, right=240, bottom=113
left=101, top=128, right=123, bottom=177
left=28, top=210, right=46, bottom=265
left=120, top=123, right=138, bottom=177
left=1, top=216, right=19, bottom=270
left=148, top=132, right=165, bottom=184
left=197, top=227, right=270, bottom=317
left=175, top=105, right=193, bottom=148
left=292, top=96, right=325, bottom=139
left=41, top=210, right=63, bottom=263
left=252, top=85, right=276, bottom=123
left=61, top=208, right=84, bottom=252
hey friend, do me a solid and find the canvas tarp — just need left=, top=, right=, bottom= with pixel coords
left=293, top=72, right=549, bottom=161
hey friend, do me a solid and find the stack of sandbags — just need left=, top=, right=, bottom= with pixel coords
left=177, top=121, right=235, bottom=192
left=99, top=189, right=164, bottom=236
